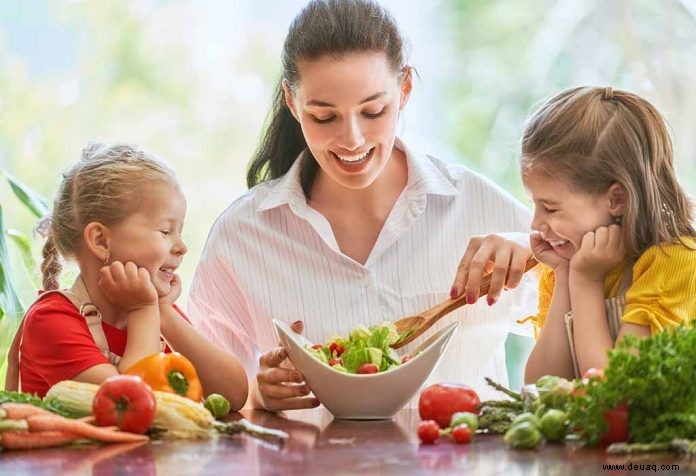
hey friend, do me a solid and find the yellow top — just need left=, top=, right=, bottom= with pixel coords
left=522, top=238, right=696, bottom=338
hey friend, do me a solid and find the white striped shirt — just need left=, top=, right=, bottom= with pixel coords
left=188, top=138, right=536, bottom=402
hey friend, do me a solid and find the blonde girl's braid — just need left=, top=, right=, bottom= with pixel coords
left=40, top=234, right=62, bottom=291
left=37, top=142, right=179, bottom=290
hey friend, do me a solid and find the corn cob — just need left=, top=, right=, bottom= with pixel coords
left=151, top=390, right=215, bottom=439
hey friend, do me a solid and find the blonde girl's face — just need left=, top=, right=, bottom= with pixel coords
left=283, top=52, right=411, bottom=190
left=525, top=171, right=616, bottom=259
left=106, top=183, right=188, bottom=297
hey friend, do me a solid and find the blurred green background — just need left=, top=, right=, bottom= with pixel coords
left=1, top=0, right=695, bottom=388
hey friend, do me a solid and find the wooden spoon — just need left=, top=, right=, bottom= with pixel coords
left=390, top=257, right=538, bottom=349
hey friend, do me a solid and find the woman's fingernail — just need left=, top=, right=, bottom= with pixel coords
left=487, top=296, right=496, bottom=306
left=293, top=372, right=302, bottom=382
left=450, top=286, right=459, bottom=298
left=466, top=292, right=475, bottom=305
left=312, top=398, right=320, bottom=407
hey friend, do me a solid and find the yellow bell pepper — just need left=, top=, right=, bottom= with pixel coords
left=124, top=352, right=203, bottom=402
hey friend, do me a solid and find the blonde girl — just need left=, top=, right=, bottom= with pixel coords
left=7, top=143, right=247, bottom=409
left=522, top=87, right=696, bottom=382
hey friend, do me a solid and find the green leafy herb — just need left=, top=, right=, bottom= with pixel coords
left=0, top=390, right=79, bottom=418
left=569, top=323, right=696, bottom=445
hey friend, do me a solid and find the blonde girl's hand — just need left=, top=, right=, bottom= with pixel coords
left=158, top=273, right=182, bottom=307
left=530, top=232, right=570, bottom=272
left=98, top=261, right=159, bottom=313
left=569, top=225, right=626, bottom=284
left=451, top=233, right=533, bottom=306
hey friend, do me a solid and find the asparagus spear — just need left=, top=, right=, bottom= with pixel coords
left=607, top=442, right=671, bottom=454
left=484, top=377, right=522, bottom=401
left=215, top=419, right=289, bottom=444
left=607, top=439, right=696, bottom=455
left=671, top=439, right=696, bottom=455
left=477, top=400, right=524, bottom=411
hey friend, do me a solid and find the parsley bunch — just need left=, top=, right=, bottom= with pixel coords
left=569, top=323, right=696, bottom=444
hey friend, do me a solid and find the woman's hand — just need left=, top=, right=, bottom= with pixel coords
left=530, top=232, right=570, bottom=271
left=253, top=320, right=319, bottom=412
left=254, top=347, right=319, bottom=412
left=98, top=261, right=158, bottom=313
left=570, top=225, right=625, bottom=285
left=451, top=233, right=533, bottom=306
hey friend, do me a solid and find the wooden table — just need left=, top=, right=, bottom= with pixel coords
left=1, top=408, right=691, bottom=475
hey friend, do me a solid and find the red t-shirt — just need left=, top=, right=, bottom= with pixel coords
left=19, top=292, right=189, bottom=397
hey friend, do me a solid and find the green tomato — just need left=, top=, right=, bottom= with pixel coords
left=449, top=412, right=479, bottom=432
left=204, top=393, right=231, bottom=419
left=534, top=403, right=548, bottom=420
left=539, top=379, right=574, bottom=410
left=504, top=421, right=542, bottom=449
left=535, top=375, right=561, bottom=390
left=540, top=409, right=568, bottom=443
left=511, top=412, right=540, bottom=429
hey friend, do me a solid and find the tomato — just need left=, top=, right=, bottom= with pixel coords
left=417, top=420, right=440, bottom=444
left=418, top=383, right=480, bottom=429
left=402, top=355, right=413, bottom=364
left=328, top=342, right=345, bottom=357
left=600, top=403, right=629, bottom=445
left=356, top=363, right=379, bottom=374
left=451, top=424, right=473, bottom=444
left=311, top=344, right=323, bottom=350
left=582, top=368, right=605, bottom=380
left=328, top=358, right=342, bottom=367
left=93, top=375, right=157, bottom=434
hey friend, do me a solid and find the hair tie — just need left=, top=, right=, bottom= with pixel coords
left=34, top=213, right=53, bottom=238
left=603, top=86, right=614, bottom=101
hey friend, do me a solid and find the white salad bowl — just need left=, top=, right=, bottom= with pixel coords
left=273, top=319, right=460, bottom=420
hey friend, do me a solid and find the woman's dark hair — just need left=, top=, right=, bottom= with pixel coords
left=246, top=0, right=408, bottom=197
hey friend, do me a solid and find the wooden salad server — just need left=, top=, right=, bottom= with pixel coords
left=390, top=257, right=538, bottom=349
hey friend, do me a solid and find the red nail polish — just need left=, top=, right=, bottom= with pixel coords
left=467, top=293, right=475, bottom=305
left=312, top=398, right=320, bottom=407
left=450, top=286, right=459, bottom=298
left=487, top=296, right=496, bottom=306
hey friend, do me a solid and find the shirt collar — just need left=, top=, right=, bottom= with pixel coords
left=257, top=138, right=457, bottom=213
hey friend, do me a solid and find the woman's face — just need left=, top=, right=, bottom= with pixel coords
left=284, top=52, right=411, bottom=191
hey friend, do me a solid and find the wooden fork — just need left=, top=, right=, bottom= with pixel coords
left=390, top=257, right=538, bottom=349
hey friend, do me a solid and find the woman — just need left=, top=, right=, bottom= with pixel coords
left=188, top=0, right=534, bottom=410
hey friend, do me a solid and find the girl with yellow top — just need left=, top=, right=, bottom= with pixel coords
left=521, top=86, right=696, bottom=383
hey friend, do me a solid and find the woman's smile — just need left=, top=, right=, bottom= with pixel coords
left=330, top=147, right=375, bottom=172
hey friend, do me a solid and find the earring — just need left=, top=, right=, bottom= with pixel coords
left=614, top=216, right=622, bottom=225
left=103, top=252, right=109, bottom=265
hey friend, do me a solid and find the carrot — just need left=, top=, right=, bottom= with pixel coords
left=0, top=430, right=84, bottom=450
left=0, top=403, right=56, bottom=420
left=26, top=415, right=149, bottom=443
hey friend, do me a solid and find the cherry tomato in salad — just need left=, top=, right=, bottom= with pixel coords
left=328, top=358, right=342, bottom=367
left=451, top=424, right=473, bottom=444
left=93, top=375, right=156, bottom=434
left=417, top=420, right=440, bottom=444
left=328, top=342, right=345, bottom=357
left=402, top=355, right=413, bottom=364
left=419, top=383, right=480, bottom=429
left=356, top=363, right=379, bottom=374
left=311, top=344, right=323, bottom=350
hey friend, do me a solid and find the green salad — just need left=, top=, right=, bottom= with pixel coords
left=306, top=321, right=414, bottom=374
